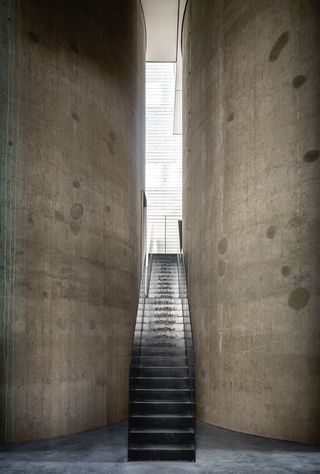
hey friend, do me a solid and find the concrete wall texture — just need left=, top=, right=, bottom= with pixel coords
left=182, top=0, right=320, bottom=443
left=0, top=0, right=145, bottom=442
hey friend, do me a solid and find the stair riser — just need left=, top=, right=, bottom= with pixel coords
left=137, top=312, right=184, bottom=318
left=136, top=318, right=187, bottom=324
left=148, top=290, right=180, bottom=294
left=133, top=341, right=187, bottom=350
left=132, top=345, right=186, bottom=352
left=135, top=321, right=186, bottom=327
left=133, top=332, right=191, bottom=339
left=140, top=307, right=183, bottom=313
left=132, top=342, right=191, bottom=351
left=135, top=322, right=187, bottom=328
left=139, top=308, right=183, bottom=314
left=131, top=357, right=188, bottom=367
left=144, top=315, right=189, bottom=320
left=148, top=290, right=183, bottom=294
left=130, top=378, right=193, bottom=389
left=142, top=299, right=183, bottom=303
left=150, top=267, right=179, bottom=270
left=138, top=312, right=186, bottom=317
left=138, top=315, right=185, bottom=321
left=136, top=334, right=187, bottom=341
left=132, top=348, right=187, bottom=357
left=129, top=432, right=194, bottom=445
left=133, top=335, right=185, bottom=342
left=130, top=417, right=193, bottom=430
left=134, top=332, right=190, bottom=340
left=144, top=299, right=182, bottom=304
left=130, top=368, right=192, bottom=377
left=130, top=390, right=194, bottom=401
left=135, top=326, right=187, bottom=334
left=134, top=332, right=186, bottom=341
left=150, top=267, right=178, bottom=269
left=128, top=449, right=195, bottom=462
left=133, top=341, right=193, bottom=349
left=130, top=403, right=193, bottom=415
left=139, top=302, right=183, bottom=306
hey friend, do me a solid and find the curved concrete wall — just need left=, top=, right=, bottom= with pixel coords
left=0, top=0, right=145, bottom=442
left=182, top=0, right=320, bottom=443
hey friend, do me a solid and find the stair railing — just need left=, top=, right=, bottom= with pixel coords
left=176, top=223, right=196, bottom=458
left=128, top=234, right=155, bottom=444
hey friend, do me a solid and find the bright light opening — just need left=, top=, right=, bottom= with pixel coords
left=146, top=63, right=182, bottom=254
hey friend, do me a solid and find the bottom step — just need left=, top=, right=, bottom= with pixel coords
left=128, top=444, right=195, bottom=461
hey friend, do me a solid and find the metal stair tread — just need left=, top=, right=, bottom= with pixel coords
left=130, top=376, right=194, bottom=379
left=128, top=444, right=195, bottom=450
left=130, top=401, right=194, bottom=404
left=130, top=428, right=194, bottom=433
left=135, top=356, right=188, bottom=359
left=131, top=414, right=193, bottom=418
left=130, top=388, right=194, bottom=392
left=131, top=366, right=190, bottom=369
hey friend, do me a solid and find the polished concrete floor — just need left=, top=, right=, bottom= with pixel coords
left=0, top=420, right=319, bottom=473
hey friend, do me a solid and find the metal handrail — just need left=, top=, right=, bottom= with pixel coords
left=129, top=233, right=155, bottom=370
left=128, top=253, right=148, bottom=440
left=145, top=223, right=154, bottom=293
left=181, top=255, right=196, bottom=457
left=140, top=238, right=154, bottom=363
left=148, top=215, right=181, bottom=254
left=176, top=223, right=196, bottom=457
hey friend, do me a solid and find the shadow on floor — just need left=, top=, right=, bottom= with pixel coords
left=0, top=420, right=319, bottom=473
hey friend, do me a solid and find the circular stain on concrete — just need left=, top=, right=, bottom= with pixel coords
left=71, top=112, right=79, bottom=122
left=72, top=180, right=80, bottom=189
left=266, top=225, right=276, bottom=239
left=288, top=287, right=310, bottom=310
left=28, top=31, right=39, bottom=43
left=70, top=221, right=80, bottom=235
left=303, top=150, right=319, bottom=163
left=108, top=142, right=115, bottom=155
left=292, top=75, right=306, bottom=88
left=217, top=237, right=228, bottom=255
left=70, top=203, right=84, bottom=220
left=281, top=265, right=291, bottom=277
left=109, top=130, right=116, bottom=142
left=269, top=31, right=289, bottom=62
left=227, top=112, right=234, bottom=123
left=217, top=258, right=226, bottom=277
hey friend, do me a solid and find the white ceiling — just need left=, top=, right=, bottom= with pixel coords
left=141, top=0, right=180, bottom=62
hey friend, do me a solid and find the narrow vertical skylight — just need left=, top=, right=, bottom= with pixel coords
left=146, top=63, right=182, bottom=254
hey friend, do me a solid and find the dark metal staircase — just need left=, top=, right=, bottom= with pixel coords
left=128, top=253, right=196, bottom=461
